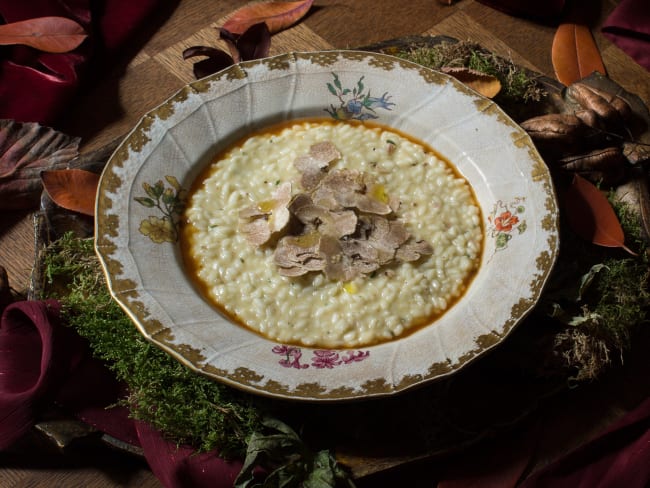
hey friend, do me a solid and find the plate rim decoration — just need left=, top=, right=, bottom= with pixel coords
left=95, top=50, right=559, bottom=401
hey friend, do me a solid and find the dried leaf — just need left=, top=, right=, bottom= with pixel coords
left=0, top=120, right=80, bottom=209
left=183, top=46, right=234, bottom=79
left=0, top=16, right=87, bottom=53
left=552, top=23, right=606, bottom=86
left=222, top=0, right=314, bottom=35
left=183, top=23, right=271, bottom=79
left=41, top=168, right=99, bottom=216
left=441, top=66, right=502, bottom=98
left=235, top=22, right=271, bottom=61
left=563, top=174, right=636, bottom=255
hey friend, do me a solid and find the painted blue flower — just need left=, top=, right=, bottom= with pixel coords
left=325, top=73, right=395, bottom=121
left=366, top=92, right=395, bottom=110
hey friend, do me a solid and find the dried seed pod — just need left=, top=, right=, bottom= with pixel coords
left=574, top=108, right=601, bottom=129
left=610, top=95, right=633, bottom=122
left=521, top=113, right=584, bottom=140
left=567, top=83, right=618, bottom=121
left=556, top=146, right=627, bottom=186
left=567, top=82, right=633, bottom=135
left=521, top=113, right=601, bottom=157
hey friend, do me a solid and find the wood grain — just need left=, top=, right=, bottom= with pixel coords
left=1, top=1, right=649, bottom=486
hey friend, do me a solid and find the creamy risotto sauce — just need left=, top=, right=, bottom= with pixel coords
left=181, top=120, right=482, bottom=348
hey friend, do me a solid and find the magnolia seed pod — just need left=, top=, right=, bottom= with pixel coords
left=521, top=113, right=603, bottom=157
left=567, top=82, right=633, bottom=135
left=579, top=83, right=633, bottom=122
left=520, top=113, right=584, bottom=140
left=556, top=146, right=627, bottom=186
left=567, top=83, right=618, bottom=121
left=610, top=95, right=633, bottom=122
left=574, top=108, right=601, bottom=129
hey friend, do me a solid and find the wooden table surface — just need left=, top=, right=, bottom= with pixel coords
left=1, top=0, right=649, bottom=486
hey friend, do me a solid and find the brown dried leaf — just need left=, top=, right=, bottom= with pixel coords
left=563, top=174, right=635, bottom=255
left=0, top=120, right=80, bottom=209
left=0, top=16, right=87, bottom=53
left=552, top=23, right=606, bottom=86
left=441, top=67, right=502, bottom=98
left=222, top=0, right=314, bottom=35
left=41, top=168, right=99, bottom=216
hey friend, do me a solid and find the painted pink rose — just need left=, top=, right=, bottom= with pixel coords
left=311, top=350, right=341, bottom=369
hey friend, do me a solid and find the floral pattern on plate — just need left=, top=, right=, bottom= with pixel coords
left=272, top=345, right=370, bottom=370
left=134, top=175, right=187, bottom=243
left=487, top=197, right=527, bottom=252
left=325, top=73, right=395, bottom=120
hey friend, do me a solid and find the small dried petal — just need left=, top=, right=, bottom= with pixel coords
left=239, top=182, right=292, bottom=245
left=294, top=141, right=341, bottom=189
left=274, top=231, right=325, bottom=276
left=396, top=239, right=434, bottom=262
left=240, top=218, right=271, bottom=246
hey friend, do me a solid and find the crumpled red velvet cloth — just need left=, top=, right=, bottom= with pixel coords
left=0, top=300, right=242, bottom=488
left=602, top=0, right=650, bottom=71
left=0, top=0, right=161, bottom=126
left=2, top=298, right=649, bottom=487
left=520, top=396, right=650, bottom=488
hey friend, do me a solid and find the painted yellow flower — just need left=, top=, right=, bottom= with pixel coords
left=139, top=216, right=176, bottom=243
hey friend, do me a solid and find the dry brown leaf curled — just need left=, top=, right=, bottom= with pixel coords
left=41, top=168, right=99, bottom=217
left=222, top=0, right=314, bottom=35
left=0, top=120, right=80, bottom=209
left=441, top=67, right=502, bottom=98
left=552, top=23, right=606, bottom=86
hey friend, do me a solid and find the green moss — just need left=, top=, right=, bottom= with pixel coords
left=397, top=41, right=546, bottom=105
left=42, top=234, right=264, bottom=457
left=544, top=199, right=649, bottom=382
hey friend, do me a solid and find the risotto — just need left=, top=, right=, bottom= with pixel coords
left=181, top=120, right=483, bottom=348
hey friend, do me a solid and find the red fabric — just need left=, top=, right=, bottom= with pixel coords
left=136, top=421, right=243, bottom=488
left=0, top=299, right=241, bottom=488
left=54, top=350, right=141, bottom=446
left=0, top=0, right=161, bottom=126
left=602, top=0, right=650, bottom=71
left=520, top=396, right=650, bottom=488
left=0, top=300, right=84, bottom=449
left=1, top=298, right=650, bottom=487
